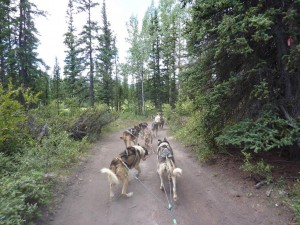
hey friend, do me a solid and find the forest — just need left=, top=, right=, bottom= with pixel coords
left=1, top=0, right=300, bottom=224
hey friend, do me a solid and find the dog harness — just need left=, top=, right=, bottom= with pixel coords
left=157, top=141, right=175, bottom=162
left=152, top=122, right=159, bottom=130
left=158, top=147, right=174, bottom=163
left=139, top=122, right=148, bottom=128
left=119, top=147, right=141, bottom=169
left=161, top=147, right=173, bottom=158
left=126, top=128, right=139, bottom=137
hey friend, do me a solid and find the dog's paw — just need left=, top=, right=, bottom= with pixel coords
left=160, top=186, right=164, bottom=191
left=126, top=192, right=133, bottom=197
left=173, top=195, right=178, bottom=201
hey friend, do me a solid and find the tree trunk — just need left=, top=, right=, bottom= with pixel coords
left=274, top=22, right=291, bottom=98
left=88, top=6, right=94, bottom=107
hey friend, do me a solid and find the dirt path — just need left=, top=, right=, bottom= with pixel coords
left=43, top=124, right=294, bottom=225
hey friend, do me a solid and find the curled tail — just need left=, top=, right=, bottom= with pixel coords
left=101, top=168, right=119, bottom=185
left=173, top=168, right=182, bottom=177
left=166, top=158, right=182, bottom=177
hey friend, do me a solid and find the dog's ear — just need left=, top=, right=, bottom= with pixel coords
left=158, top=139, right=162, bottom=146
left=163, top=137, right=167, bottom=142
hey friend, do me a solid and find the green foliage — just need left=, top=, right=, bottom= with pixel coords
left=184, top=0, right=300, bottom=158
left=96, top=0, right=117, bottom=107
left=0, top=111, right=90, bottom=224
left=0, top=171, right=51, bottom=225
left=216, top=113, right=300, bottom=153
left=24, top=132, right=89, bottom=171
left=250, top=79, right=269, bottom=100
left=164, top=101, right=215, bottom=161
left=0, top=83, right=39, bottom=154
left=240, top=152, right=273, bottom=183
left=290, top=181, right=300, bottom=223
left=0, top=153, right=16, bottom=175
left=0, top=97, right=115, bottom=225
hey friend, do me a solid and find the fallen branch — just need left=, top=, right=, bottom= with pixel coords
left=266, top=184, right=274, bottom=197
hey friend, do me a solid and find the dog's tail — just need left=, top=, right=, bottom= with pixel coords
left=173, top=168, right=182, bottom=177
left=166, top=158, right=182, bottom=177
left=101, top=168, right=119, bottom=185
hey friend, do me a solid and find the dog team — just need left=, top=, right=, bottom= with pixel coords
left=101, top=113, right=182, bottom=202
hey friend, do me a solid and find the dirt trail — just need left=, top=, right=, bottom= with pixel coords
left=42, top=124, right=294, bottom=225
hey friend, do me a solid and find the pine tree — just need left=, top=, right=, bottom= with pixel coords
left=148, top=8, right=162, bottom=110
left=64, top=0, right=85, bottom=104
left=17, top=0, right=45, bottom=91
left=159, top=0, right=178, bottom=107
left=0, top=0, right=13, bottom=86
left=75, top=0, right=99, bottom=107
left=96, top=0, right=117, bottom=106
left=52, top=57, right=61, bottom=114
left=183, top=0, right=300, bottom=149
left=0, top=0, right=45, bottom=93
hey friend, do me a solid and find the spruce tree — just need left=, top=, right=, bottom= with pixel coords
left=96, top=0, right=117, bottom=106
left=75, top=0, right=99, bottom=107
left=17, top=0, right=45, bottom=91
left=52, top=57, right=61, bottom=114
left=64, top=0, right=85, bottom=104
left=148, top=8, right=162, bottom=110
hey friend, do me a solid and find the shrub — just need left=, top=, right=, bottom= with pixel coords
left=215, top=112, right=300, bottom=153
left=0, top=83, right=39, bottom=155
left=0, top=171, right=50, bottom=225
left=241, top=151, right=273, bottom=182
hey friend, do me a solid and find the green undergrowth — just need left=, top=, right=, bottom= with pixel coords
left=0, top=124, right=90, bottom=225
left=163, top=103, right=215, bottom=161
left=0, top=85, right=119, bottom=225
left=164, top=102, right=300, bottom=222
left=290, top=181, right=300, bottom=223
left=101, top=111, right=150, bottom=135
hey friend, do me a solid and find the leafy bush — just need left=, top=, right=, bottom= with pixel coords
left=0, top=82, right=121, bottom=225
left=39, top=131, right=89, bottom=170
left=0, top=153, right=16, bottom=175
left=241, top=151, right=273, bottom=182
left=163, top=102, right=216, bottom=160
left=215, top=112, right=300, bottom=153
left=0, top=172, right=50, bottom=225
left=0, top=83, right=39, bottom=154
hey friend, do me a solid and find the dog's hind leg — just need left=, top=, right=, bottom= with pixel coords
left=109, top=182, right=115, bottom=198
left=171, top=175, right=178, bottom=201
left=121, top=179, right=133, bottom=197
left=134, top=164, right=141, bottom=177
left=157, top=165, right=165, bottom=190
left=133, top=138, right=137, bottom=145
